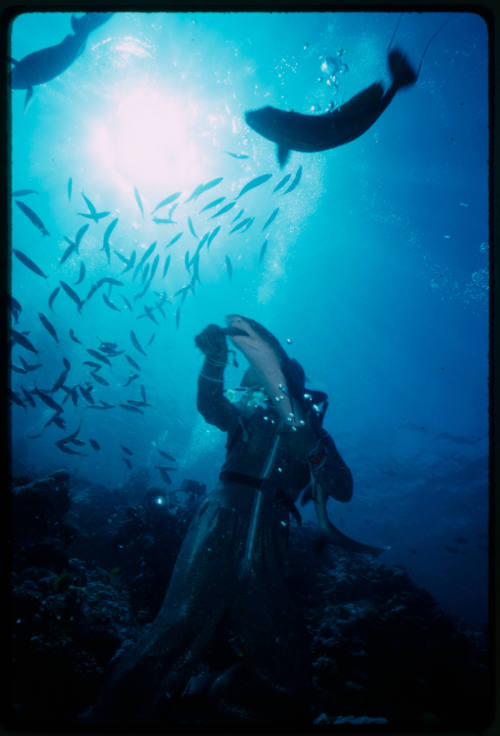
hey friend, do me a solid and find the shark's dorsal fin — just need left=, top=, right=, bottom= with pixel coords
left=277, top=143, right=290, bottom=168
left=24, top=87, right=33, bottom=111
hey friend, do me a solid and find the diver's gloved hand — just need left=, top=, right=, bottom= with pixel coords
left=195, top=324, right=228, bottom=364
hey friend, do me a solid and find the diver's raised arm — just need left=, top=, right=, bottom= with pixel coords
left=195, top=324, right=239, bottom=432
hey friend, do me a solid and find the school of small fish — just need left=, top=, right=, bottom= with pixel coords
left=10, top=164, right=304, bottom=475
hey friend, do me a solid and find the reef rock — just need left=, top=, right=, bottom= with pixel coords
left=7, top=473, right=490, bottom=730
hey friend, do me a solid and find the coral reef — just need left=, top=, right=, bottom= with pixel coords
left=293, top=532, right=490, bottom=728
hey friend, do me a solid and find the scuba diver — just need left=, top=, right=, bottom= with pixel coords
left=94, top=315, right=382, bottom=725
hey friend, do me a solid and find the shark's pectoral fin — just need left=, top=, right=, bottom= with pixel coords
left=24, top=87, right=33, bottom=111
left=8, top=57, right=18, bottom=65
left=277, top=143, right=290, bottom=168
left=311, top=476, right=389, bottom=557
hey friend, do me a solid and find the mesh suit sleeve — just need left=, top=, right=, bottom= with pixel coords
left=197, top=358, right=240, bottom=433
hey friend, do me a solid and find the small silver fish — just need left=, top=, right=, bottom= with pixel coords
left=207, top=226, right=221, bottom=248
left=130, top=330, right=147, bottom=356
left=262, top=207, right=279, bottom=231
left=236, top=173, right=272, bottom=199
left=284, top=165, right=302, bottom=194
left=60, top=280, right=84, bottom=311
left=134, top=187, right=144, bottom=218
left=102, top=293, right=120, bottom=312
left=48, top=286, right=60, bottom=311
left=74, top=261, right=86, bottom=285
left=125, top=354, right=141, bottom=371
left=166, top=232, right=183, bottom=248
left=162, top=254, right=171, bottom=279
left=188, top=216, right=198, bottom=238
left=12, top=189, right=38, bottom=197
left=38, top=312, right=58, bottom=342
left=10, top=328, right=38, bottom=354
left=210, top=201, right=236, bottom=219
left=13, top=249, right=47, bottom=278
left=259, top=240, right=268, bottom=264
left=185, top=176, right=223, bottom=204
left=15, top=200, right=49, bottom=236
left=273, top=173, right=291, bottom=193
left=151, top=191, right=181, bottom=214
left=152, top=216, right=176, bottom=224
left=200, top=196, right=225, bottom=213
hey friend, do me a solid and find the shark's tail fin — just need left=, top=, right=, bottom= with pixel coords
left=388, top=48, right=417, bottom=90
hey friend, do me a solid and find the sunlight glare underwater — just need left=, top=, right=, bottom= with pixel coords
left=88, top=82, right=212, bottom=195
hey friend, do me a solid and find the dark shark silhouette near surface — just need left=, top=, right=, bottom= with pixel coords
left=9, top=12, right=113, bottom=109
left=245, top=48, right=417, bottom=167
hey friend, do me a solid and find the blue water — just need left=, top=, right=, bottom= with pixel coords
left=9, top=11, right=489, bottom=629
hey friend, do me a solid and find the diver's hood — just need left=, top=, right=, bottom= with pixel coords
left=307, top=389, right=328, bottom=406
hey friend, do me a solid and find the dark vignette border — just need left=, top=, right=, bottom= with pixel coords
left=0, top=1, right=496, bottom=735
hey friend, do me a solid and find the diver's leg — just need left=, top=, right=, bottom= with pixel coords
left=93, top=499, right=241, bottom=723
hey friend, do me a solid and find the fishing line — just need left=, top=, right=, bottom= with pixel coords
left=387, top=13, right=403, bottom=53
left=415, top=17, right=452, bottom=77
left=387, top=12, right=452, bottom=77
